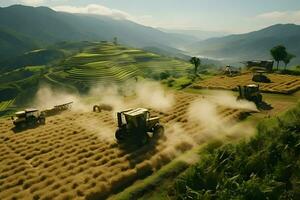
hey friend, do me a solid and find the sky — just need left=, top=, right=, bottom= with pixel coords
left=1, top=0, right=300, bottom=33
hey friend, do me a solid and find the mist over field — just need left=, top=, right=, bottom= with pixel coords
left=0, top=1, right=300, bottom=200
left=34, top=80, right=175, bottom=114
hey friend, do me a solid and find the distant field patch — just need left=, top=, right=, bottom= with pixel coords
left=0, top=99, right=15, bottom=111
left=192, top=73, right=300, bottom=94
left=74, top=53, right=100, bottom=57
left=25, top=65, right=45, bottom=72
left=26, top=49, right=46, bottom=54
left=49, top=43, right=190, bottom=88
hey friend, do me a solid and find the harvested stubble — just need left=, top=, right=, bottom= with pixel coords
left=193, top=73, right=300, bottom=94
left=0, top=92, right=245, bottom=199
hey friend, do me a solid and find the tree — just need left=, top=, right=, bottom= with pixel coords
left=283, top=53, right=295, bottom=70
left=113, top=37, right=118, bottom=45
left=190, top=57, right=201, bottom=75
left=160, top=71, right=170, bottom=80
left=270, top=45, right=287, bottom=70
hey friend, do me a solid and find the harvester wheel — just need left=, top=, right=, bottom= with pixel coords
left=16, top=122, right=26, bottom=129
left=140, top=134, right=150, bottom=145
left=256, top=96, right=263, bottom=105
left=115, top=128, right=125, bottom=141
left=39, top=117, right=46, bottom=125
left=153, top=124, right=164, bottom=137
left=257, top=94, right=262, bottom=103
left=93, top=105, right=101, bottom=112
left=27, top=116, right=37, bottom=127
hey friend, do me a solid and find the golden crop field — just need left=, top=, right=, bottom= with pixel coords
left=192, top=74, right=300, bottom=94
left=0, top=92, right=247, bottom=200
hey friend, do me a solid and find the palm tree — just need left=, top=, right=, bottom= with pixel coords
left=283, top=53, right=295, bottom=71
left=190, top=57, right=201, bottom=75
left=270, top=45, right=287, bottom=70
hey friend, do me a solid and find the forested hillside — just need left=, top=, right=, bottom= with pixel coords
left=0, top=5, right=193, bottom=61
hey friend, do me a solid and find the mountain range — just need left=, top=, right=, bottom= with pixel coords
left=187, top=24, right=300, bottom=65
left=0, top=5, right=195, bottom=62
left=159, top=28, right=227, bottom=40
left=0, top=5, right=300, bottom=66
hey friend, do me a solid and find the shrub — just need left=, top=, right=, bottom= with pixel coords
left=175, top=103, right=300, bottom=199
left=159, top=71, right=171, bottom=80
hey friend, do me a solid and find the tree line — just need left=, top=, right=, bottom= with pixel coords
left=271, top=45, right=295, bottom=71
left=189, top=45, right=296, bottom=73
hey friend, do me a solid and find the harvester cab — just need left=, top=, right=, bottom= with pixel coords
left=252, top=70, right=271, bottom=83
left=115, top=108, right=164, bottom=144
left=237, top=84, right=262, bottom=105
left=12, top=108, right=46, bottom=129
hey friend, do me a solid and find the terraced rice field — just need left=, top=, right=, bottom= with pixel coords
left=193, top=73, right=300, bottom=94
left=0, top=99, right=15, bottom=112
left=50, top=43, right=190, bottom=86
left=0, top=92, right=245, bottom=200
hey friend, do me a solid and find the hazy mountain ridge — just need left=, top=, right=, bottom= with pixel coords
left=188, top=24, right=300, bottom=64
left=0, top=5, right=194, bottom=62
left=159, top=28, right=227, bottom=40
left=1, top=5, right=300, bottom=66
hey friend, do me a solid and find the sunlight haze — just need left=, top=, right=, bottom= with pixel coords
left=1, top=0, right=300, bottom=33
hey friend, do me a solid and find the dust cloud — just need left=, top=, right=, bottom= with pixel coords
left=89, top=85, right=128, bottom=112
left=209, top=90, right=258, bottom=111
left=89, top=80, right=174, bottom=112
left=188, top=99, right=223, bottom=134
left=75, top=118, right=115, bottom=143
left=134, top=81, right=174, bottom=112
left=34, top=80, right=174, bottom=113
left=33, top=81, right=174, bottom=141
left=33, top=86, right=90, bottom=112
left=33, top=82, right=255, bottom=149
left=164, top=123, right=196, bottom=151
left=188, top=91, right=256, bottom=139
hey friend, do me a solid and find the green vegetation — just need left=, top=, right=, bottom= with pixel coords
left=190, top=57, right=201, bottom=75
left=0, top=99, right=15, bottom=111
left=162, top=67, right=218, bottom=90
left=271, top=45, right=288, bottom=70
left=0, top=65, right=46, bottom=114
left=0, top=5, right=193, bottom=63
left=283, top=53, right=296, bottom=70
left=0, top=42, right=192, bottom=115
left=175, top=103, right=300, bottom=199
left=49, top=43, right=191, bottom=91
left=163, top=76, right=193, bottom=89
left=270, top=45, right=296, bottom=71
left=0, top=41, right=95, bottom=73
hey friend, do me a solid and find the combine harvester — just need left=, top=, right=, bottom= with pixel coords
left=251, top=70, right=271, bottom=83
left=237, top=84, right=262, bottom=107
left=115, top=108, right=164, bottom=145
left=224, top=65, right=241, bottom=77
left=11, top=102, right=73, bottom=129
left=11, top=108, right=46, bottom=129
left=237, top=84, right=272, bottom=110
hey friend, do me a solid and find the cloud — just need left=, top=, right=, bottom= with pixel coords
left=256, top=10, right=300, bottom=24
left=52, top=4, right=155, bottom=25
left=21, top=0, right=45, bottom=5
left=52, top=4, right=132, bottom=20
